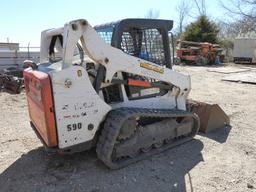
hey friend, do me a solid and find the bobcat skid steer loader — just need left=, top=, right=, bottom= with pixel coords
left=24, top=19, right=200, bottom=169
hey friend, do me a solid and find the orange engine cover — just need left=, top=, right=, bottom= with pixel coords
left=23, top=70, right=57, bottom=147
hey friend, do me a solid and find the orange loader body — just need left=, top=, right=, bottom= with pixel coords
left=23, top=69, right=58, bottom=147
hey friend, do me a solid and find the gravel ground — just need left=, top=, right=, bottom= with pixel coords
left=0, top=64, right=255, bottom=192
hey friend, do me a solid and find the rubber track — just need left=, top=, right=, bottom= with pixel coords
left=96, top=107, right=200, bottom=169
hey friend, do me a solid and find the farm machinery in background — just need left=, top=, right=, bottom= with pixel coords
left=0, top=73, right=23, bottom=94
left=175, top=40, right=224, bottom=65
left=0, top=67, right=24, bottom=94
left=0, top=61, right=35, bottom=94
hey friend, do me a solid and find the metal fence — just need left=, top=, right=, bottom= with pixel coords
left=0, top=46, right=40, bottom=70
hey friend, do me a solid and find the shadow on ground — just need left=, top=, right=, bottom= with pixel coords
left=0, top=139, right=204, bottom=192
left=199, top=125, right=232, bottom=143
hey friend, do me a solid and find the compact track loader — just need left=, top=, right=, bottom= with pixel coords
left=24, top=19, right=201, bottom=169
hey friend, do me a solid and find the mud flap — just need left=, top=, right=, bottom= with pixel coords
left=187, top=100, right=230, bottom=133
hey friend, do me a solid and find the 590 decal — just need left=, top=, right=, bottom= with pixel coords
left=67, top=123, right=82, bottom=132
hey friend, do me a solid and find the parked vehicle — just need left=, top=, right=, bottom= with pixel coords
left=176, top=40, right=224, bottom=65
left=233, top=37, right=256, bottom=64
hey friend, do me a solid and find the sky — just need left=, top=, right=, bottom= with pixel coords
left=0, top=0, right=229, bottom=47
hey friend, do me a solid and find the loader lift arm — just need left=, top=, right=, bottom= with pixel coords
left=40, top=19, right=190, bottom=109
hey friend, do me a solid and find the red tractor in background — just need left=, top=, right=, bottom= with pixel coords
left=175, top=40, right=224, bottom=65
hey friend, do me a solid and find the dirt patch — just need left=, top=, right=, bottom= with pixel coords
left=0, top=64, right=255, bottom=192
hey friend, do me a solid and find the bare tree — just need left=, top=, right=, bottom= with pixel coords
left=193, top=0, right=206, bottom=16
left=221, top=0, right=256, bottom=19
left=145, top=9, right=160, bottom=19
left=176, top=0, right=191, bottom=35
left=218, top=20, right=240, bottom=39
left=221, top=0, right=256, bottom=35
